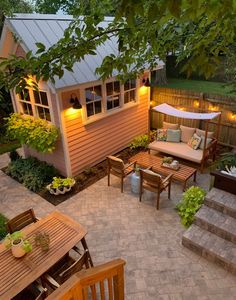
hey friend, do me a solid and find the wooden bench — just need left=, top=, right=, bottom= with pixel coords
left=129, top=152, right=197, bottom=191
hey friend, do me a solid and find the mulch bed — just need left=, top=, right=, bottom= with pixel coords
left=38, top=147, right=141, bottom=206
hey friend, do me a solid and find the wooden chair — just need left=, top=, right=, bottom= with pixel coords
left=45, top=259, right=126, bottom=300
left=139, top=168, right=173, bottom=210
left=7, top=208, right=38, bottom=233
left=42, top=248, right=91, bottom=290
left=107, top=155, right=136, bottom=192
left=13, top=282, right=47, bottom=300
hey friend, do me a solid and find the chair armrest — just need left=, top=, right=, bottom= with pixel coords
left=41, top=274, right=60, bottom=290
left=162, top=173, right=173, bottom=184
left=124, top=161, right=136, bottom=169
left=72, top=245, right=82, bottom=255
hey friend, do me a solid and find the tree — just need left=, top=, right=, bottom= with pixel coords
left=1, top=0, right=236, bottom=93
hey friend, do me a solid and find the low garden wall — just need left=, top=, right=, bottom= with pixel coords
left=151, top=87, right=236, bottom=147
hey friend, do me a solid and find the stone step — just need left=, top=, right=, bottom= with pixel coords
left=194, top=205, right=236, bottom=244
left=204, top=188, right=236, bottom=219
left=182, top=224, right=236, bottom=274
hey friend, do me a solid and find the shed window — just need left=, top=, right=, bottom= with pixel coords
left=124, top=79, right=136, bottom=104
left=85, top=85, right=102, bottom=117
left=106, top=81, right=120, bottom=110
left=17, top=88, right=51, bottom=121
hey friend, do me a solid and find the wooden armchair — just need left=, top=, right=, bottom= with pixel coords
left=139, top=168, right=173, bottom=210
left=107, top=155, right=136, bottom=192
left=13, top=282, right=47, bottom=300
left=42, top=248, right=91, bottom=290
left=7, top=208, right=38, bottom=233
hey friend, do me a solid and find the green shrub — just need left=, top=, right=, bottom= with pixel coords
left=6, top=157, right=58, bottom=192
left=0, top=214, right=8, bottom=240
left=215, top=152, right=236, bottom=171
left=176, top=186, right=206, bottom=228
left=5, top=113, right=59, bottom=153
left=129, top=134, right=149, bottom=149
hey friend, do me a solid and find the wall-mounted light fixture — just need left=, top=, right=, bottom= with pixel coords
left=231, top=112, right=236, bottom=121
left=142, top=78, right=151, bottom=87
left=70, top=93, right=82, bottom=109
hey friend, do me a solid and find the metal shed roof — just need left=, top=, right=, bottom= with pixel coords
left=5, top=14, right=163, bottom=90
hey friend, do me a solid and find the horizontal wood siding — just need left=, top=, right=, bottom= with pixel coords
left=61, top=86, right=149, bottom=176
left=24, top=91, right=67, bottom=176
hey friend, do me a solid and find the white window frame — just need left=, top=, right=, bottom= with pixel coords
left=81, top=77, right=139, bottom=125
left=105, top=80, right=121, bottom=111
left=123, top=79, right=137, bottom=105
left=84, top=84, right=103, bottom=119
left=15, top=84, right=53, bottom=123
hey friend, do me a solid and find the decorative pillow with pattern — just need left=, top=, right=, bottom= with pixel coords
left=188, top=133, right=202, bottom=150
left=157, top=129, right=167, bottom=141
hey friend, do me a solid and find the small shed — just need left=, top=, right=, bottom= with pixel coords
left=0, top=14, right=164, bottom=176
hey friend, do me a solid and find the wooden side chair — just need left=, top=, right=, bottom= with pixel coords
left=42, top=248, right=91, bottom=290
left=107, top=155, right=136, bottom=192
left=7, top=208, right=38, bottom=233
left=13, top=282, right=47, bottom=300
left=139, top=168, right=173, bottom=210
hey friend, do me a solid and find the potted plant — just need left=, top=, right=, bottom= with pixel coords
left=4, top=231, right=32, bottom=258
left=46, top=177, right=75, bottom=195
left=211, top=152, right=236, bottom=194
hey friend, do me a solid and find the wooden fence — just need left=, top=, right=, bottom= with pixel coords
left=151, top=87, right=236, bottom=147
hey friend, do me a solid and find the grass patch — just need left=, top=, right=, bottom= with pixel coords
left=0, top=213, right=8, bottom=240
left=159, top=78, right=236, bottom=97
left=0, top=141, right=20, bottom=155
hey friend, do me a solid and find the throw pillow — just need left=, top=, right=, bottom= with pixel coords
left=199, top=136, right=213, bottom=150
left=157, top=129, right=167, bottom=141
left=166, top=129, right=181, bottom=143
left=196, top=128, right=214, bottom=139
left=188, top=133, right=202, bottom=150
left=163, top=121, right=179, bottom=130
left=180, top=125, right=196, bottom=143
left=144, top=169, right=162, bottom=178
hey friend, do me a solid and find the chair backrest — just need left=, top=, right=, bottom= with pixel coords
left=7, top=208, right=37, bottom=233
left=140, top=169, right=162, bottom=189
left=45, top=259, right=126, bottom=300
left=107, top=156, right=125, bottom=174
left=59, top=250, right=90, bottom=284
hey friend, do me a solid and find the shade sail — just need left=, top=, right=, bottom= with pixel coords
left=152, top=103, right=221, bottom=120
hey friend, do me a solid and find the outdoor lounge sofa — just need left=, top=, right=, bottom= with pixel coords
left=148, top=103, right=221, bottom=171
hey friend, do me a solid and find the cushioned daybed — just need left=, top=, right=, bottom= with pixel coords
left=148, top=104, right=221, bottom=171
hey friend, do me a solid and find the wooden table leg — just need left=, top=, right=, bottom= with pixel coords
left=183, top=181, right=187, bottom=191
left=81, top=237, right=94, bottom=267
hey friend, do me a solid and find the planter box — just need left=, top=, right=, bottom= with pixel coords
left=211, top=170, right=236, bottom=195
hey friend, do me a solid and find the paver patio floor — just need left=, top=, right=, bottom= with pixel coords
left=1, top=152, right=236, bottom=299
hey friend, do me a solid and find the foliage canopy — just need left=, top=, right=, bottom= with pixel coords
left=1, top=0, right=236, bottom=93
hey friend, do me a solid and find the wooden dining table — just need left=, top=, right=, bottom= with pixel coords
left=0, top=211, right=92, bottom=300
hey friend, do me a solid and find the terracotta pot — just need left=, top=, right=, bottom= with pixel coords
left=11, top=239, right=26, bottom=258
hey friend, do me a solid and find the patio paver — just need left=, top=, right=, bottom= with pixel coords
left=0, top=152, right=236, bottom=299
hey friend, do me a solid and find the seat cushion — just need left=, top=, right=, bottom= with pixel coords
left=196, top=128, right=214, bottom=138
left=148, top=141, right=203, bottom=163
left=180, top=125, right=196, bottom=143
left=163, top=121, right=179, bottom=130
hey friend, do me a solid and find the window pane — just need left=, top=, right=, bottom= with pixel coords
left=85, top=88, right=93, bottom=103
left=107, top=100, right=113, bottom=110
left=94, top=85, right=102, bottom=99
left=130, top=90, right=136, bottom=102
left=94, top=101, right=102, bottom=114
left=106, top=82, right=113, bottom=96
left=44, top=108, right=51, bottom=121
left=124, top=80, right=130, bottom=91
left=40, top=91, right=48, bottom=106
left=124, top=92, right=129, bottom=104
left=20, top=89, right=30, bottom=101
left=130, top=79, right=136, bottom=89
left=114, top=99, right=120, bottom=107
left=86, top=103, right=94, bottom=117
left=33, top=90, right=40, bottom=104
left=114, top=81, right=120, bottom=93
left=21, top=102, right=33, bottom=115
